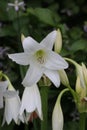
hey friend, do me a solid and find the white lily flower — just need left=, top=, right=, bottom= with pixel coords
left=8, top=0, right=25, bottom=11
left=0, top=81, right=8, bottom=108
left=20, top=84, right=43, bottom=121
left=2, top=90, right=24, bottom=125
left=8, top=30, right=68, bottom=87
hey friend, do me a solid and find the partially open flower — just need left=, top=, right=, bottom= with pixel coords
left=20, top=84, right=43, bottom=122
left=2, top=90, right=24, bottom=125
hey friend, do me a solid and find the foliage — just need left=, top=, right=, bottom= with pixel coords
left=0, top=0, right=87, bottom=130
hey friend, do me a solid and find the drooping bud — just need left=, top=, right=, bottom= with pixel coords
left=52, top=88, right=69, bottom=130
left=52, top=102, right=63, bottom=130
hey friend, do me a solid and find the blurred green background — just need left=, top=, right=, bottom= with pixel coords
left=0, top=0, right=87, bottom=129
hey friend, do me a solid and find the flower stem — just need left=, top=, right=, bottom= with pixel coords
left=40, top=86, right=49, bottom=130
left=79, top=113, right=86, bottom=130
left=16, top=11, right=27, bottom=79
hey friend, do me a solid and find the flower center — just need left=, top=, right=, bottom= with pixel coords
left=35, top=49, right=45, bottom=64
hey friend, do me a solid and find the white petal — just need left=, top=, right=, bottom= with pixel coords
left=8, top=3, right=15, bottom=6
left=0, top=92, right=4, bottom=108
left=0, top=81, right=8, bottom=91
left=22, top=36, right=41, bottom=52
left=8, top=53, right=30, bottom=65
left=3, top=90, right=23, bottom=124
left=0, top=81, right=8, bottom=108
left=4, top=98, right=13, bottom=124
left=44, top=51, right=68, bottom=70
left=44, top=69, right=60, bottom=87
left=11, top=97, right=21, bottom=123
left=3, top=90, right=18, bottom=98
left=18, top=2, right=24, bottom=6
left=22, top=64, right=44, bottom=87
left=15, top=6, right=19, bottom=11
left=20, top=86, right=36, bottom=114
left=40, top=30, right=57, bottom=50
left=34, top=84, right=43, bottom=120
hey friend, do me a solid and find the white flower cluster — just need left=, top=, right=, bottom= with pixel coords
left=0, top=30, right=68, bottom=126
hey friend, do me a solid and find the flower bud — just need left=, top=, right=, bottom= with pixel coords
left=21, top=34, right=25, bottom=42
left=76, top=76, right=86, bottom=99
left=52, top=88, right=69, bottom=130
left=58, top=70, right=70, bottom=87
left=54, top=29, right=62, bottom=53
left=65, top=58, right=85, bottom=88
left=52, top=102, right=63, bottom=130
left=82, top=63, right=87, bottom=87
left=76, top=76, right=87, bottom=113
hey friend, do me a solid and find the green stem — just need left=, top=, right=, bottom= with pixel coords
left=67, top=85, right=78, bottom=102
left=33, top=120, right=39, bottom=130
left=16, top=11, right=26, bottom=79
left=79, top=113, right=86, bottom=130
left=40, top=86, right=49, bottom=130
left=57, top=88, right=69, bottom=102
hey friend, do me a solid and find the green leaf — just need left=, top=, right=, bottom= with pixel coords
left=0, top=25, right=16, bottom=37
left=27, top=8, right=58, bottom=26
left=70, top=39, right=87, bottom=52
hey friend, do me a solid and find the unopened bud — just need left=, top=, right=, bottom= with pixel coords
left=54, top=29, right=62, bottom=53
left=21, top=34, right=25, bottom=42
left=82, top=63, right=87, bottom=86
left=58, top=70, right=69, bottom=87
left=76, top=76, right=87, bottom=113
left=52, top=88, right=69, bottom=130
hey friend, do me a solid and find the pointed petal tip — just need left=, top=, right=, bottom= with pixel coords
left=8, top=54, right=14, bottom=61
left=64, top=61, right=69, bottom=69
left=55, top=80, right=60, bottom=88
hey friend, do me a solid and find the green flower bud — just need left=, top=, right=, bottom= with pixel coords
left=76, top=76, right=87, bottom=113
left=54, top=29, right=62, bottom=53
left=58, top=69, right=70, bottom=87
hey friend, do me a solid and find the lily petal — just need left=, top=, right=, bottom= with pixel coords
left=40, top=30, right=57, bottom=50
left=22, top=37, right=41, bottom=52
left=0, top=81, right=8, bottom=108
left=22, top=64, right=44, bottom=87
left=34, top=84, right=43, bottom=120
left=20, top=87, right=36, bottom=115
left=45, top=51, right=68, bottom=70
left=44, top=69, right=60, bottom=87
left=0, top=81, right=8, bottom=91
left=8, top=53, right=30, bottom=65
left=8, top=3, right=15, bottom=6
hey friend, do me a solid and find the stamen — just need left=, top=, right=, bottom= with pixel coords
left=35, top=49, right=46, bottom=64
left=37, top=56, right=45, bottom=64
